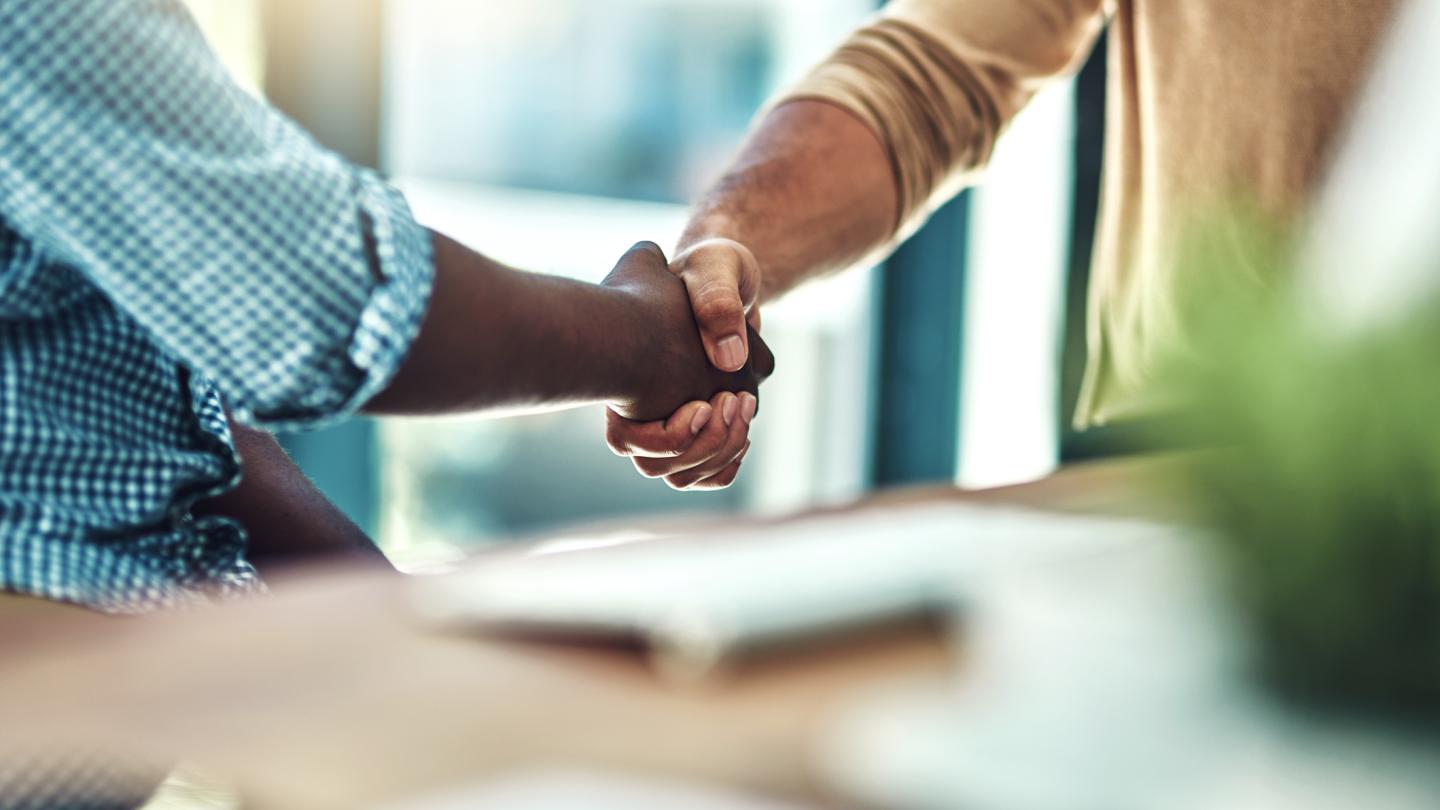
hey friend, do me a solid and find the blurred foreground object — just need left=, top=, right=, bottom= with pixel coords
left=1174, top=250, right=1440, bottom=716
left=369, top=769, right=816, bottom=810
left=1170, top=0, right=1440, bottom=718
left=0, top=745, right=166, bottom=810
left=414, top=504, right=1161, bottom=681
left=819, top=527, right=1440, bottom=810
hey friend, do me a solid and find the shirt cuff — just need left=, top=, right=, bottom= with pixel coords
left=258, top=171, right=435, bottom=432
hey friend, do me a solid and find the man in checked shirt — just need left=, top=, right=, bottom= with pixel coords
left=0, top=0, right=772, bottom=619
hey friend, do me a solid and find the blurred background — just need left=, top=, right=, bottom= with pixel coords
left=183, top=0, right=1103, bottom=565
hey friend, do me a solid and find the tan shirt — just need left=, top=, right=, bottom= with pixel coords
left=781, top=0, right=1397, bottom=427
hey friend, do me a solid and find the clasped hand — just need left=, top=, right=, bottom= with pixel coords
left=603, top=238, right=767, bottom=490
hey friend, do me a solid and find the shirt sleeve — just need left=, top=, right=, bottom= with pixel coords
left=0, top=0, right=435, bottom=430
left=774, top=0, right=1108, bottom=241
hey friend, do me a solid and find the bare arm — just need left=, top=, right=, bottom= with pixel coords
left=366, top=234, right=772, bottom=422
left=195, top=422, right=393, bottom=578
left=203, top=237, right=775, bottom=566
left=678, top=99, right=898, bottom=311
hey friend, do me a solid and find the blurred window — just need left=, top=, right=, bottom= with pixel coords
left=387, top=2, right=772, bottom=202
left=181, top=0, right=265, bottom=94
left=955, top=84, right=1074, bottom=490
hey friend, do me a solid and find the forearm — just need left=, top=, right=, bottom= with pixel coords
left=196, top=422, right=393, bottom=578
left=366, top=232, right=649, bottom=416
left=678, top=100, right=898, bottom=302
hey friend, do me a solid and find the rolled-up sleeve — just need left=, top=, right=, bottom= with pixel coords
left=0, top=0, right=433, bottom=429
left=776, top=0, right=1107, bottom=239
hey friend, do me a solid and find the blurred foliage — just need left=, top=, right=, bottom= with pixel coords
left=1158, top=209, right=1440, bottom=719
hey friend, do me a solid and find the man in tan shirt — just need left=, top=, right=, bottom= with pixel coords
left=605, top=0, right=1399, bottom=488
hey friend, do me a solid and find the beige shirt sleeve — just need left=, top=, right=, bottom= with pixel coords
left=778, top=0, right=1108, bottom=240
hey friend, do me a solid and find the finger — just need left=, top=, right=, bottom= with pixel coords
left=738, top=392, right=758, bottom=425
left=669, top=435, right=750, bottom=491
left=631, top=393, right=740, bottom=479
left=685, top=442, right=751, bottom=491
left=747, top=306, right=762, bottom=333
left=605, top=400, right=712, bottom=459
left=661, top=398, right=751, bottom=489
left=675, top=240, right=761, bottom=373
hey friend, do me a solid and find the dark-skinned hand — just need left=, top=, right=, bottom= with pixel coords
left=599, top=242, right=774, bottom=424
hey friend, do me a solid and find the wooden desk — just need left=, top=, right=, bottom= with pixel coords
left=0, top=455, right=1176, bottom=809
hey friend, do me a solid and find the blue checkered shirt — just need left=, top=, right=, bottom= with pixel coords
left=0, top=0, right=435, bottom=613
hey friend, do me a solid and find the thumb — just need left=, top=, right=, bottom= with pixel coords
left=674, top=239, right=762, bottom=373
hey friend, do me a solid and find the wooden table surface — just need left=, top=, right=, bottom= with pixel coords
left=0, top=455, right=1180, bottom=809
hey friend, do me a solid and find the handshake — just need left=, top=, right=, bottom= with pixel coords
left=599, top=238, right=774, bottom=491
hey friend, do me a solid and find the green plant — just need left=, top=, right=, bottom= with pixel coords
left=1161, top=214, right=1440, bottom=718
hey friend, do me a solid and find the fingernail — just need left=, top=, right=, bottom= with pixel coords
left=689, top=404, right=712, bottom=435
left=715, top=335, right=745, bottom=371
left=721, top=394, right=739, bottom=426
left=740, top=393, right=757, bottom=424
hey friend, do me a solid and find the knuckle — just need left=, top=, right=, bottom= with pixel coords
left=678, top=460, right=732, bottom=489
left=632, top=458, right=672, bottom=479
left=660, top=435, right=691, bottom=457
left=609, top=424, right=690, bottom=459
left=724, top=419, right=752, bottom=444
left=691, top=429, right=731, bottom=457
left=691, top=290, right=742, bottom=325
left=665, top=473, right=697, bottom=491
left=604, top=424, right=634, bottom=456
left=677, top=249, right=732, bottom=280
left=682, top=239, right=736, bottom=265
left=627, top=241, right=666, bottom=264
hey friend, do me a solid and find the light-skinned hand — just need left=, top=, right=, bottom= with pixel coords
left=605, top=238, right=766, bottom=489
